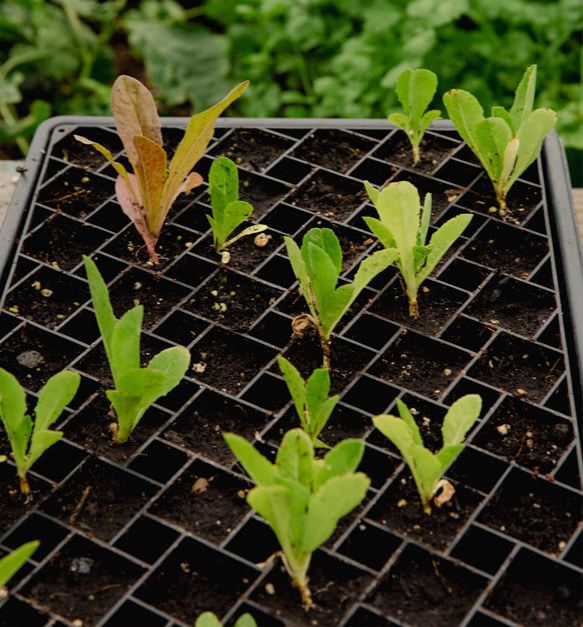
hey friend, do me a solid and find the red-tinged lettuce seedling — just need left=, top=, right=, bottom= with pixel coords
left=0, top=368, right=80, bottom=495
left=196, top=611, right=257, bottom=627
left=443, top=65, right=556, bottom=211
left=0, top=540, right=39, bottom=599
left=278, top=356, right=338, bottom=448
left=224, top=428, right=370, bottom=608
left=364, top=180, right=472, bottom=317
left=285, top=227, right=398, bottom=367
left=388, top=68, right=441, bottom=165
left=76, top=75, right=248, bottom=263
left=207, top=156, right=267, bottom=263
left=83, top=255, right=190, bottom=444
left=373, top=394, right=482, bottom=514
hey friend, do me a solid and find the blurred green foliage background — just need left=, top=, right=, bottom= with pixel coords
left=1, top=0, right=581, bottom=178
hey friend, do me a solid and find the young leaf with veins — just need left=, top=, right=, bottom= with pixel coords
left=278, top=356, right=338, bottom=448
left=0, top=368, right=80, bottom=495
left=75, top=75, right=248, bottom=263
left=373, top=394, right=481, bottom=513
left=285, top=227, right=398, bottom=368
left=364, top=180, right=472, bottom=317
left=83, top=255, right=190, bottom=444
left=388, top=68, right=441, bottom=165
left=206, top=156, right=267, bottom=263
left=224, top=428, right=369, bottom=608
left=0, top=540, right=39, bottom=599
left=443, top=65, right=556, bottom=212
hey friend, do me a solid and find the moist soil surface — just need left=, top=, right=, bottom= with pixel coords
left=211, top=128, right=293, bottom=172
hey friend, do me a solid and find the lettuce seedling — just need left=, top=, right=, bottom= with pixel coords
left=284, top=228, right=398, bottom=367
left=0, top=368, right=80, bottom=495
left=388, top=68, right=441, bottom=165
left=443, top=65, right=556, bottom=211
left=373, top=394, right=481, bottom=514
left=364, top=180, right=472, bottom=317
left=196, top=611, right=256, bottom=627
left=224, top=428, right=369, bottom=608
left=278, top=356, right=338, bottom=448
left=76, top=75, right=248, bottom=264
left=207, top=156, right=267, bottom=263
left=0, top=540, right=39, bottom=598
left=83, top=255, right=190, bottom=444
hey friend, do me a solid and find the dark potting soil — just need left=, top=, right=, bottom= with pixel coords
left=291, top=129, right=375, bottom=173
left=148, top=458, right=249, bottom=544
left=368, top=471, right=484, bottom=551
left=162, top=389, right=272, bottom=467
left=373, top=132, right=459, bottom=175
left=22, top=535, right=144, bottom=625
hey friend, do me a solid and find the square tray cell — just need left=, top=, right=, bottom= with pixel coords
left=36, top=167, right=113, bottom=218
left=478, top=468, right=582, bottom=554
left=470, top=332, right=564, bottom=403
left=22, top=534, right=144, bottom=625
left=135, top=536, right=259, bottom=623
left=113, top=514, right=179, bottom=565
left=225, top=516, right=280, bottom=565
left=0, top=323, right=83, bottom=392
left=368, top=330, right=472, bottom=400
left=288, top=170, right=368, bottom=222
left=441, top=315, right=496, bottom=352
left=461, top=220, right=548, bottom=279
left=290, top=129, right=375, bottom=173
left=162, top=388, right=271, bottom=467
left=450, top=525, right=514, bottom=575
left=433, top=157, right=482, bottom=187
left=471, top=397, right=574, bottom=473
left=264, top=157, right=313, bottom=184
left=189, top=327, right=277, bottom=395
left=210, top=128, right=294, bottom=172
left=183, top=269, right=283, bottom=332
left=464, top=275, right=556, bottom=338
left=484, top=548, right=583, bottom=626
left=22, top=213, right=111, bottom=271
left=5, top=266, right=87, bottom=330
left=250, top=550, right=373, bottom=625
left=370, top=278, right=469, bottom=336
left=237, top=170, right=291, bottom=218
left=365, top=543, right=488, bottom=626
left=148, top=458, right=249, bottom=544
left=54, top=126, right=122, bottom=169
left=372, top=131, right=459, bottom=175
left=40, top=457, right=158, bottom=541
left=337, top=521, right=402, bottom=571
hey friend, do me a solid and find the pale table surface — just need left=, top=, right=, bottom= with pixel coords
left=0, top=160, right=582, bottom=244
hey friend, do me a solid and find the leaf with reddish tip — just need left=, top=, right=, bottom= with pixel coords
left=162, top=81, right=248, bottom=214
left=168, top=171, right=204, bottom=208
left=132, top=135, right=167, bottom=237
left=111, top=75, right=163, bottom=165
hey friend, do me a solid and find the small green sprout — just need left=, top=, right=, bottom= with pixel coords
left=83, top=255, right=190, bottom=444
left=206, top=156, right=267, bottom=263
left=364, top=180, right=472, bottom=317
left=0, top=540, right=39, bottom=599
left=443, top=65, right=556, bottom=211
left=195, top=611, right=257, bottom=627
left=388, top=68, right=441, bottom=165
left=0, top=368, right=80, bottom=495
left=76, top=76, right=248, bottom=264
left=373, top=394, right=482, bottom=514
left=224, top=428, right=370, bottom=608
left=278, top=356, right=339, bottom=448
left=284, top=228, right=398, bottom=367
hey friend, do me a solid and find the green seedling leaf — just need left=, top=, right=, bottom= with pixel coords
left=277, top=357, right=338, bottom=445
left=225, top=428, right=369, bottom=607
left=444, top=65, right=555, bottom=209
left=0, top=368, right=80, bottom=494
left=373, top=394, right=481, bottom=513
left=84, top=257, right=190, bottom=444
left=389, top=68, right=440, bottom=164
left=0, top=541, right=39, bottom=589
left=206, top=156, right=264, bottom=257
left=285, top=228, right=396, bottom=367
left=364, top=180, right=471, bottom=317
left=77, top=77, right=247, bottom=263
left=195, top=612, right=257, bottom=627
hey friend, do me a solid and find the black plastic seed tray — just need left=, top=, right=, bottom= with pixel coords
left=0, top=117, right=581, bottom=626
